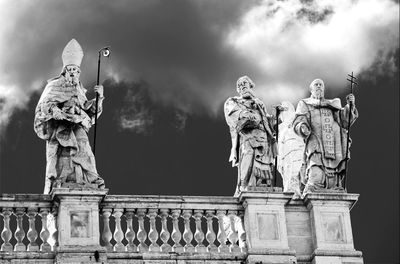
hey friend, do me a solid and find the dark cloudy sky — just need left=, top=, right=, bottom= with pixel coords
left=0, top=0, right=399, bottom=263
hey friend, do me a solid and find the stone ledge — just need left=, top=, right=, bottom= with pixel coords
left=312, top=249, right=363, bottom=258
left=57, top=245, right=106, bottom=253
left=51, top=187, right=109, bottom=198
left=0, top=252, right=55, bottom=259
left=101, top=195, right=243, bottom=211
left=246, top=253, right=297, bottom=264
left=247, top=249, right=296, bottom=256
left=107, top=252, right=247, bottom=260
left=245, top=187, right=283, bottom=192
left=0, top=194, right=53, bottom=208
left=303, top=192, right=359, bottom=202
left=303, top=192, right=360, bottom=210
left=296, top=254, right=313, bottom=262
left=239, top=191, right=292, bottom=200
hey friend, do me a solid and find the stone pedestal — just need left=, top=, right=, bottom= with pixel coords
left=239, top=191, right=296, bottom=264
left=304, top=193, right=364, bottom=264
left=51, top=188, right=109, bottom=264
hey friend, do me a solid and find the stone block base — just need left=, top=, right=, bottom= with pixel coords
left=312, top=256, right=364, bottom=264
left=55, top=246, right=107, bottom=264
left=0, top=252, right=55, bottom=264
left=246, top=254, right=297, bottom=264
left=246, top=249, right=297, bottom=264
left=107, top=252, right=246, bottom=264
left=311, top=249, right=363, bottom=264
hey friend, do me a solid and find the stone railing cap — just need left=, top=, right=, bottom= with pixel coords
left=303, top=192, right=360, bottom=210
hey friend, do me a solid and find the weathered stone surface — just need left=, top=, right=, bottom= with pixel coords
left=246, top=253, right=297, bottom=264
left=101, top=195, right=242, bottom=210
left=239, top=191, right=293, bottom=252
left=277, top=101, right=304, bottom=198
left=55, top=247, right=107, bottom=264
left=312, top=255, right=364, bottom=264
left=51, top=188, right=108, bottom=249
left=285, top=206, right=314, bottom=256
left=0, top=191, right=363, bottom=264
left=0, top=252, right=55, bottom=264
left=34, top=39, right=106, bottom=194
left=293, top=79, right=358, bottom=195
left=0, top=194, right=52, bottom=209
left=224, top=76, right=278, bottom=196
left=304, top=193, right=363, bottom=263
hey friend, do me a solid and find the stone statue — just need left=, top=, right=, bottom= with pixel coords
left=293, top=79, right=358, bottom=195
left=34, top=39, right=106, bottom=194
left=224, top=76, right=277, bottom=196
left=277, top=101, right=305, bottom=199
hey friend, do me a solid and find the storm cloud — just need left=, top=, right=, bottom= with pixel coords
left=0, top=0, right=398, bottom=132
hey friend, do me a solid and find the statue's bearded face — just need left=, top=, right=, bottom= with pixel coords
left=310, top=79, right=325, bottom=99
left=237, top=79, right=254, bottom=99
left=65, top=65, right=81, bottom=85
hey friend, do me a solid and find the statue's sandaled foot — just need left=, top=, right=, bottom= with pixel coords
left=332, top=186, right=346, bottom=192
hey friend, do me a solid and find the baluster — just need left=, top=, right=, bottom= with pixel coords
left=148, top=209, right=160, bottom=252
left=125, top=210, right=137, bottom=252
left=50, top=207, right=58, bottom=250
left=171, top=209, right=183, bottom=253
left=227, top=210, right=240, bottom=252
left=27, top=208, right=39, bottom=251
left=205, top=210, right=217, bottom=252
left=216, top=210, right=229, bottom=253
left=237, top=211, right=247, bottom=252
left=194, top=210, right=206, bottom=252
left=101, top=209, right=113, bottom=251
left=182, top=209, right=194, bottom=252
left=14, top=208, right=26, bottom=251
left=137, top=208, right=148, bottom=252
left=159, top=209, right=171, bottom=252
left=39, top=208, right=51, bottom=252
left=113, top=209, right=125, bottom=252
left=1, top=208, right=13, bottom=251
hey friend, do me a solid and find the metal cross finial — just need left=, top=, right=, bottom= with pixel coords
left=346, top=71, right=358, bottom=94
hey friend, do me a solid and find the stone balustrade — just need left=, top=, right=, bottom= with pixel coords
left=100, top=195, right=247, bottom=254
left=0, top=191, right=363, bottom=264
left=0, top=194, right=56, bottom=253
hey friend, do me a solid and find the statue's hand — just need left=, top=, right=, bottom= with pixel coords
left=94, top=85, right=104, bottom=98
left=229, top=148, right=238, bottom=167
left=81, top=116, right=91, bottom=129
left=275, top=105, right=287, bottom=112
left=300, top=124, right=311, bottom=136
left=52, top=107, right=65, bottom=120
left=346, top=93, right=355, bottom=105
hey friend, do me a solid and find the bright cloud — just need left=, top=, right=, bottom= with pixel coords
left=226, top=0, right=399, bottom=103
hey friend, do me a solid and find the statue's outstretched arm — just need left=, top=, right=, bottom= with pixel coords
left=224, top=98, right=240, bottom=167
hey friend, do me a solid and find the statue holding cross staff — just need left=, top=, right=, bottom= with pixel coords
left=293, top=78, right=358, bottom=195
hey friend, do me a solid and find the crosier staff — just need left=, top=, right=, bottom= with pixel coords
left=274, top=105, right=280, bottom=187
left=93, top=46, right=110, bottom=155
left=343, top=72, right=357, bottom=190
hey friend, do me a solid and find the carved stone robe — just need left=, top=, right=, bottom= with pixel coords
left=293, top=97, right=358, bottom=177
left=34, top=76, right=105, bottom=194
left=278, top=106, right=304, bottom=196
left=224, top=96, right=277, bottom=194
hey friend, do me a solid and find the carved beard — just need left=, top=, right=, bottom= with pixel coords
left=311, top=89, right=324, bottom=99
left=239, top=88, right=255, bottom=99
left=65, top=72, right=79, bottom=86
